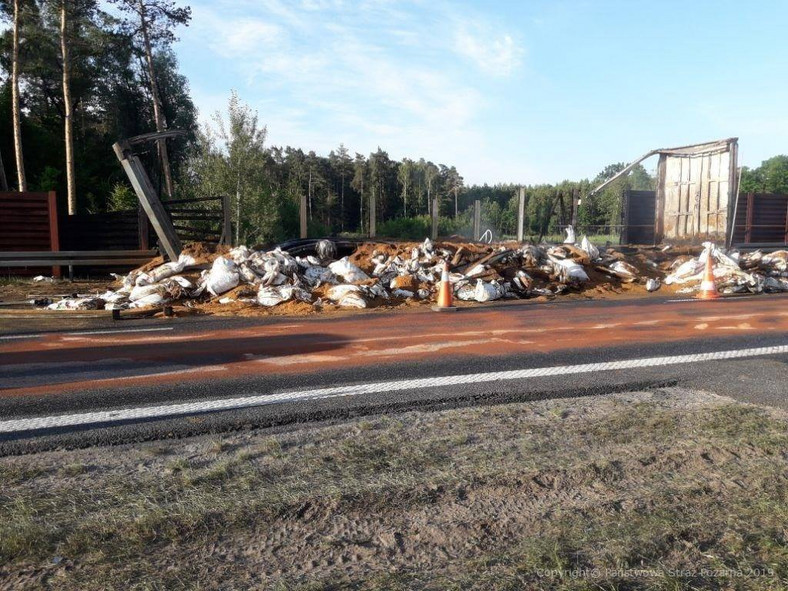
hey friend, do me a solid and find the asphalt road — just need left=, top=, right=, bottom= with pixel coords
left=1, top=294, right=787, bottom=454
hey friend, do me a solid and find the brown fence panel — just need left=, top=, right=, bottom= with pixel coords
left=0, top=191, right=60, bottom=276
left=60, top=210, right=143, bottom=251
left=731, top=193, right=788, bottom=245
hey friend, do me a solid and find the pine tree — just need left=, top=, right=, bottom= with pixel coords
left=111, top=0, right=191, bottom=199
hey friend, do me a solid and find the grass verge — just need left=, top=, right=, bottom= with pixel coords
left=1, top=388, right=786, bottom=590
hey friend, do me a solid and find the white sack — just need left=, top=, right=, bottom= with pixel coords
left=328, top=257, right=369, bottom=283
left=206, top=256, right=240, bottom=296
left=129, top=283, right=166, bottom=302
left=136, top=253, right=196, bottom=286
left=554, top=258, right=589, bottom=282
left=579, top=236, right=599, bottom=261
left=327, top=284, right=367, bottom=308
left=129, top=293, right=165, bottom=308
left=474, top=279, right=504, bottom=302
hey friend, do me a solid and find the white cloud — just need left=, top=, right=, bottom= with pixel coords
left=453, top=23, right=525, bottom=77
left=191, top=5, right=284, bottom=55
left=182, top=0, right=527, bottom=182
left=218, top=20, right=284, bottom=55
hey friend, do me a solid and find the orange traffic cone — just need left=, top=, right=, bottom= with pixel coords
left=432, top=264, right=457, bottom=312
left=697, top=249, right=720, bottom=300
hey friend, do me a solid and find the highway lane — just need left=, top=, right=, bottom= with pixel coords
left=1, top=294, right=787, bottom=450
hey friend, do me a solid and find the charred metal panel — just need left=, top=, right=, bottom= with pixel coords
left=731, top=193, right=788, bottom=245
left=622, top=190, right=656, bottom=244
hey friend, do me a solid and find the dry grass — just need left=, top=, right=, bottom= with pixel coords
left=1, top=388, right=787, bottom=590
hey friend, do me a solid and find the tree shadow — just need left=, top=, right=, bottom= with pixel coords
left=0, top=332, right=351, bottom=389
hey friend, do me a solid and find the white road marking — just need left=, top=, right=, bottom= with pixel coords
left=0, top=334, right=44, bottom=341
left=322, top=329, right=528, bottom=346
left=60, top=334, right=194, bottom=344
left=716, top=323, right=755, bottom=331
left=666, top=295, right=762, bottom=303
left=357, top=338, right=500, bottom=357
left=108, top=365, right=228, bottom=381
left=1, top=344, right=787, bottom=434
left=261, top=354, right=346, bottom=366
left=698, top=313, right=760, bottom=322
left=65, top=327, right=174, bottom=336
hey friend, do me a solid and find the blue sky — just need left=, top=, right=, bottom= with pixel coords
left=176, top=0, right=788, bottom=185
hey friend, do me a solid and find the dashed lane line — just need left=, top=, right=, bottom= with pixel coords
left=65, top=327, right=174, bottom=336
left=0, top=334, right=44, bottom=341
left=0, top=327, right=175, bottom=342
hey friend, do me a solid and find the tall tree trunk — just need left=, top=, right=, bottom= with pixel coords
left=454, top=188, right=458, bottom=219
left=11, top=0, right=27, bottom=192
left=0, top=148, right=8, bottom=191
left=139, top=0, right=174, bottom=199
left=403, top=180, right=408, bottom=217
left=61, top=2, right=76, bottom=214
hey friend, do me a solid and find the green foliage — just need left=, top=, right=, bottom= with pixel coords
left=0, top=0, right=197, bottom=210
left=377, top=216, right=431, bottom=240
left=376, top=214, right=468, bottom=240
left=34, top=166, right=60, bottom=192
left=581, top=162, right=654, bottom=231
left=740, top=156, right=788, bottom=194
left=107, top=182, right=137, bottom=212
left=188, top=92, right=268, bottom=244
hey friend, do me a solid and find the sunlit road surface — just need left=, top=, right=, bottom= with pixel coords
left=1, top=294, right=787, bottom=442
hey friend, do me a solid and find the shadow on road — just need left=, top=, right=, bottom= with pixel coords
left=0, top=333, right=351, bottom=390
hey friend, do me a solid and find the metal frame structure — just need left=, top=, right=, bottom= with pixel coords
left=112, top=131, right=184, bottom=261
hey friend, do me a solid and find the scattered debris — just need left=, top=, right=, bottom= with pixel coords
left=47, top=297, right=105, bottom=310
left=664, top=244, right=788, bottom=294
left=17, top=238, right=787, bottom=315
left=579, top=235, right=599, bottom=260
left=603, top=261, right=639, bottom=283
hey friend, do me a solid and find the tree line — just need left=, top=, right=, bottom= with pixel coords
left=0, top=0, right=196, bottom=212
left=181, top=92, right=657, bottom=245
left=1, top=0, right=659, bottom=246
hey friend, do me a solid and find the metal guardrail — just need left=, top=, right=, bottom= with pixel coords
left=0, top=250, right=157, bottom=267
